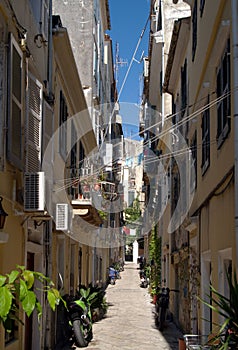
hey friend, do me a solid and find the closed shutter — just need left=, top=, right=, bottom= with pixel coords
left=56, top=203, right=68, bottom=231
left=24, top=172, right=45, bottom=211
left=25, top=73, right=42, bottom=172
left=7, top=34, right=23, bottom=169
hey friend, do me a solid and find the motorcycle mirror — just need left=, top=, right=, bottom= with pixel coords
left=58, top=272, right=64, bottom=291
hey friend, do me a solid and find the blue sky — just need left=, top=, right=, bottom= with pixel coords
left=108, top=0, right=150, bottom=104
left=107, top=0, right=150, bottom=137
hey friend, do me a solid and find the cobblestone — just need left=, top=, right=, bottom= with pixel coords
left=85, top=262, right=183, bottom=350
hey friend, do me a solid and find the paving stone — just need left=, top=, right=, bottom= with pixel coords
left=84, top=262, right=183, bottom=350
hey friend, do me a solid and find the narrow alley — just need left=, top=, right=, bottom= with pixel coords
left=86, top=262, right=183, bottom=350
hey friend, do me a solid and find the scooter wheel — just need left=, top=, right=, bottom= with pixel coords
left=73, top=319, right=89, bottom=348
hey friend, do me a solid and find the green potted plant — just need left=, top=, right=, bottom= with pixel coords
left=78, top=284, right=108, bottom=322
left=200, top=269, right=238, bottom=349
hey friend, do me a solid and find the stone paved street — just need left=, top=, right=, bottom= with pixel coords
left=85, top=262, right=183, bottom=350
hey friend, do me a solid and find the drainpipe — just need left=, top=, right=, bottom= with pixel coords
left=0, top=41, right=5, bottom=171
left=232, top=0, right=238, bottom=271
left=161, top=0, right=165, bottom=127
left=47, top=0, right=53, bottom=102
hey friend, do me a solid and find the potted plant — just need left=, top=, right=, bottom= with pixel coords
left=200, top=269, right=238, bottom=349
left=78, top=284, right=108, bottom=322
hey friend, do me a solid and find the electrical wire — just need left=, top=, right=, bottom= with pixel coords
left=53, top=86, right=234, bottom=192
left=100, top=9, right=151, bottom=149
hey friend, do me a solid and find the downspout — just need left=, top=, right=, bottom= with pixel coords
left=47, top=0, right=54, bottom=102
left=232, top=0, right=238, bottom=271
left=161, top=0, right=165, bottom=127
left=0, top=40, right=6, bottom=171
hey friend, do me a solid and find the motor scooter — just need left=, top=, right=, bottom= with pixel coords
left=108, top=266, right=116, bottom=285
left=56, top=274, right=95, bottom=348
left=63, top=292, right=93, bottom=347
left=139, top=270, right=148, bottom=288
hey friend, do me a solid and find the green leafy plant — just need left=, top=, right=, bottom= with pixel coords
left=200, top=270, right=238, bottom=349
left=124, top=197, right=141, bottom=227
left=77, top=284, right=108, bottom=322
left=149, top=225, right=161, bottom=293
left=0, top=265, right=63, bottom=331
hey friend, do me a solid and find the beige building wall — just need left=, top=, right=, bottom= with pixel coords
left=161, top=0, right=235, bottom=335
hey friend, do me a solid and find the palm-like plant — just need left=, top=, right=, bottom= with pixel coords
left=201, top=270, right=238, bottom=349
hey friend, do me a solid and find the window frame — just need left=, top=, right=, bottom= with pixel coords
left=59, top=90, right=68, bottom=161
left=216, top=39, right=231, bottom=149
left=7, top=34, right=23, bottom=169
left=181, top=59, right=187, bottom=118
left=201, top=98, right=210, bottom=175
left=191, top=132, right=197, bottom=189
left=192, top=0, right=198, bottom=61
left=200, top=0, right=205, bottom=17
left=29, top=0, right=49, bottom=40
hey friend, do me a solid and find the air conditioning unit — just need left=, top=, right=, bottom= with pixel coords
left=56, top=203, right=68, bottom=231
left=24, top=172, right=45, bottom=211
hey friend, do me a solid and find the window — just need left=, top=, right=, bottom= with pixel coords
left=70, top=121, right=77, bottom=198
left=191, top=132, right=197, bottom=188
left=5, top=318, right=18, bottom=345
left=59, top=91, right=68, bottom=160
left=7, top=34, right=23, bottom=169
left=201, top=98, right=210, bottom=174
left=29, top=0, right=49, bottom=39
left=181, top=59, right=187, bottom=118
left=217, top=39, right=231, bottom=149
left=192, top=0, right=197, bottom=61
left=200, top=0, right=205, bottom=16
left=171, top=168, right=180, bottom=215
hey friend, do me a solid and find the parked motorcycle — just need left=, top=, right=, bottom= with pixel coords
left=139, top=270, right=148, bottom=288
left=63, top=290, right=94, bottom=347
left=108, top=266, right=116, bottom=285
left=154, top=288, right=179, bottom=331
left=57, top=274, right=96, bottom=348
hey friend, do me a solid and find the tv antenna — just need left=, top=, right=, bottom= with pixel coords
left=114, top=42, right=128, bottom=87
left=133, top=50, right=145, bottom=64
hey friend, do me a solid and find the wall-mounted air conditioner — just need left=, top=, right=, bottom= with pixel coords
left=24, top=172, right=45, bottom=211
left=56, top=203, right=68, bottom=231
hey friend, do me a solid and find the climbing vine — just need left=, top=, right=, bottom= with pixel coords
left=149, top=225, right=161, bottom=293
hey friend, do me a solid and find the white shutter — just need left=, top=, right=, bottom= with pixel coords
left=24, top=172, right=45, bottom=211
left=56, top=204, right=68, bottom=231
left=25, top=73, right=42, bottom=172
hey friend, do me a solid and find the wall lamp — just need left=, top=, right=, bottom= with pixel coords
left=0, top=196, right=8, bottom=229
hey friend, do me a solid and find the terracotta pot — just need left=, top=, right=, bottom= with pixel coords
left=178, top=338, right=186, bottom=350
left=152, top=294, right=157, bottom=304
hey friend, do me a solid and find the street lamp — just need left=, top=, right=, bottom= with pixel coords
left=0, top=196, right=8, bottom=229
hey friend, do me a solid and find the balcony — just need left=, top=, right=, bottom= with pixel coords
left=71, top=178, right=118, bottom=226
left=71, top=181, right=103, bottom=226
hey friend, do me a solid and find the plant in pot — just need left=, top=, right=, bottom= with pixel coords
left=200, top=269, right=238, bottom=349
left=78, top=284, right=108, bottom=322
